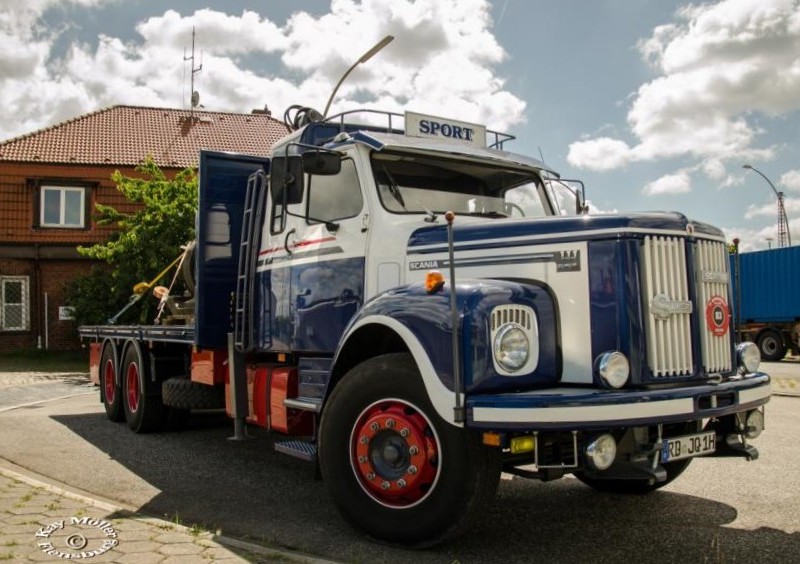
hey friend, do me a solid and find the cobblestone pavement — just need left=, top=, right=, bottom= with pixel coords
left=0, top=464, right=329, bottom=563
left=0, top=371, right=336, bottom=564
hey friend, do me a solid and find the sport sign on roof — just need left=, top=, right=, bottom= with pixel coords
left=404, top=111, right=486, bottom=147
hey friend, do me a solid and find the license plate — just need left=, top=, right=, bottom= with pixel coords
left=661, top=431, right=716, bottom=462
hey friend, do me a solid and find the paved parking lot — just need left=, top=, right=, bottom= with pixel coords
left=0, top=360, right=798, bottom=563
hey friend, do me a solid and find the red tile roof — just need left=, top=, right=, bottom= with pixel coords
left=0, top=105, right=289, bottom=168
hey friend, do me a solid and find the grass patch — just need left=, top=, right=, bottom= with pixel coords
left=0, top=349, right=88, bottom=373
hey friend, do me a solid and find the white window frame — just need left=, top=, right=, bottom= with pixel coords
left=0, top=276, right=29, bottom=331
left=40, top=185, right=86, bottom=228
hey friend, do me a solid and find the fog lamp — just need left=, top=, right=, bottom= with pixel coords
left=585, top=434, right=617, bottom=471
left=745, top=409, right=764, bottom=439
left=510, top=435, right=536, bottom=454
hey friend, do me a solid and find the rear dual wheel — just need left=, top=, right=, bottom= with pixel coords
left=121, top=343, right=169, bottom=433
left=100, top=342, right=124, bottom=422
left=318, top=353, right=501, bottom=547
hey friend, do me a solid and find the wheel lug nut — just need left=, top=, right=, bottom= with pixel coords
left=367, top=472, right=376, bottom=480
left=358, top=455, right=367, bottom=463
left=409, top=446, right=419, bottom=455
left=397, top=479, right=407, bottom=488
left=381, top=481, right=390, bottom=490
left=386, top=418, right=395, bottom=428
left=359, top=436, right=368, bottom=445
left=370, top=422, right=380, bottom=431
left=400, top=428, right=410, bottom=437
left=407, top=465, right=418, bottom=475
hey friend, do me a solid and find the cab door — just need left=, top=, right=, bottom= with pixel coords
left=256, top=149, right=369, bottom=353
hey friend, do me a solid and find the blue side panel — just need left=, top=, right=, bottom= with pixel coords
left=195, top=151, right=270, bottom=349
left=588, top=239, right=647, bottom=383
left=254, top=256, right=365, bottom=353
left=732, top=246, right=800, bottom=323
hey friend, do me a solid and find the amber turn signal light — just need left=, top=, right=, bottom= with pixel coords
left=425, top=271, right=446, bottom=294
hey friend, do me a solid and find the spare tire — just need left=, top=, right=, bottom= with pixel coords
left=162, top=377, right=224, bottom=410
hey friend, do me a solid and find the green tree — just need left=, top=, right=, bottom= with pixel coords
left=66, top=157, right=197, bottom=324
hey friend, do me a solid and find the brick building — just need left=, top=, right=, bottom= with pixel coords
left=0, top=105, right=288, bottom=351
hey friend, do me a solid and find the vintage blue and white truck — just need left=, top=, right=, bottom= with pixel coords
left=80, top=107, right=771, bottom=547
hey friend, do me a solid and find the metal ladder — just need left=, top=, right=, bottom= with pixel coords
left=233, top=170, right=267, bottom=352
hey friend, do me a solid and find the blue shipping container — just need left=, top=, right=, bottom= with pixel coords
left=730, top=246, right=800, bottom=323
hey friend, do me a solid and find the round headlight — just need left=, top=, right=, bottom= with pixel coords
left=736, top=342, right=760, bottom=373
left=597, top=351, right=630, bottom=389
left=494, top=324, right=530, bottom=372
left=585, top=434, right=617, bottom=471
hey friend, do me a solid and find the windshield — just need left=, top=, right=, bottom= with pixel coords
left=371, top=152, right=553, bottom=218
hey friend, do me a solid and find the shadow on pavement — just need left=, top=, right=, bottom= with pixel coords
left=51, top=411, right=800, bottom=563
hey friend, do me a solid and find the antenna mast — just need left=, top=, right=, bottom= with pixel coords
left=183, top=27, right=203, bottom=119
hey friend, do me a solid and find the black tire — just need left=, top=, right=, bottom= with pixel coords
left=575, top=458, right=693, bottom=494
left=121, top=343, right=167, bottom=433
left=100, top=342, right=124, bottom=422
left=757, top=329, right=786, bottom=361
left=162, top=377, right=224, bottom=410
left=318, top=353, right=501, bottom=547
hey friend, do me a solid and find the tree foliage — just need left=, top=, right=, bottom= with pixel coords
left=66, top=157, right=198, bottom=324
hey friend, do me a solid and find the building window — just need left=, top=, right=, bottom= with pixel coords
left=1, top=277, right=29, bottom=331
left=40, top=186, right=85, bottom=228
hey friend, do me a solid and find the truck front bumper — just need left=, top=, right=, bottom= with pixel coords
left=466, top=373, right=771, bottom=431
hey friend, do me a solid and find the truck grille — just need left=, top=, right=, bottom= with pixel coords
left=640, top=236, right=733, bottom=378
left=641, top=236, right=693, bottom=377
left=695, top=240, right=732, bottom=373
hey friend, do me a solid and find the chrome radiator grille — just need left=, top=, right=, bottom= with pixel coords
left=695, top=240, right=733, bottom=373
left=641, top=236, right=693, bottom=377
left=640, top=236, right=733, bottom=378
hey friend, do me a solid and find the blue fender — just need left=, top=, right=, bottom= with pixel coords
left=328, top=278, right=558, bottom=425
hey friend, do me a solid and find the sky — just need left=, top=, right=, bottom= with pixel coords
left=1, top=0, right=798, bottom=252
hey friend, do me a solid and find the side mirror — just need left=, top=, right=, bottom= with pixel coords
left=302, top=151, right=341, bottom=175
left=270, top=156, right=304, bottom=205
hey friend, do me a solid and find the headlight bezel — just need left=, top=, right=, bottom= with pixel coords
left=490, top=304, right=539, bottom=376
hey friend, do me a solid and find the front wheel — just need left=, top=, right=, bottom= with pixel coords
left=318, top=353, right=501, bottom=547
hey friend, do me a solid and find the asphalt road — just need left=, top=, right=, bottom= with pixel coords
left=0, top=367, right=798, bottom=563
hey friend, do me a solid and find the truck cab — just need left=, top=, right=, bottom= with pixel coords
left=88, top=108, right=771, bottom=548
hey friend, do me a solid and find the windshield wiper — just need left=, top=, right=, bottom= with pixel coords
left=380, top=165, right=406, bottom=209
left=465, top=211, right=508, bottom=218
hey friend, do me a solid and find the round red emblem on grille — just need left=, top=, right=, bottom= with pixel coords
left=705, top=296, right=730, bottom=337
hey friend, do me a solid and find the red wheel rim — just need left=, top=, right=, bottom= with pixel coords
left=349, top=399, right=441, bottom=508
left=126, top=362, right=140, bottom=414
left=103, top=358, right=116, bottom=404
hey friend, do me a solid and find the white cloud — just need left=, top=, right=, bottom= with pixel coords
left=780, top=169, right=800, bottom=191
left=0, top=0, right=525, bottom=141
left=568, top=0, right=800, bottom=171
left=566, top=137, right=631, bottom=171
left=643, top=171, right=692, bottom=195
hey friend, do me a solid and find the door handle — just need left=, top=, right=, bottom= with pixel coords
left=284, top=228, right=296, bottom=255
